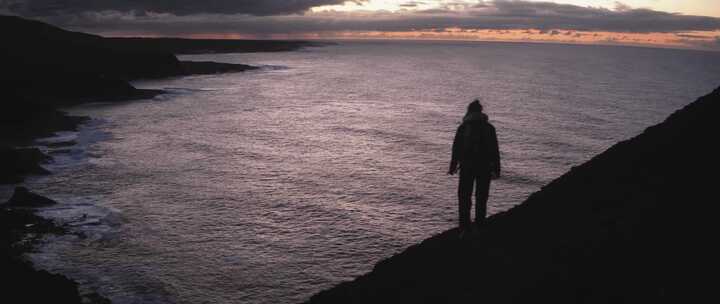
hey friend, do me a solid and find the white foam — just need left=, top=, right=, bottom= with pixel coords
left=36, top=131, right=79, bottom=144
left=33, top=118, right=112, bottom=172
left=37, top=198, right=126, bottom=243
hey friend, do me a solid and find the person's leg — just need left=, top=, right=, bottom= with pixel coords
left=458, top=168, right=474, bottom=231
left=474, top=172, right=491, bottom=227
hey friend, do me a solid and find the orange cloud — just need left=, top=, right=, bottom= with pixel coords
left=275, top=28, right=720, bottom=51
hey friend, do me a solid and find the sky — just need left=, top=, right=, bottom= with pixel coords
left=2, top=0, right=720, bottom=50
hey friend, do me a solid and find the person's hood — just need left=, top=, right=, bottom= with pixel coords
left=463, top=112, right=488, bottom=123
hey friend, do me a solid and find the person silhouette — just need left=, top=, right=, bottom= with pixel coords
left=448, top=100, right=501, bottom=237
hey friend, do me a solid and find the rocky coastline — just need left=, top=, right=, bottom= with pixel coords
left=4, top=13, right=717, bottom=304
left=1, top=202, right=84, bottom=303
left=305, top=86, right=720, bottom=303
left=0, top=14, right=309, bottom=183
left=0, top=14, right=312, bottom=303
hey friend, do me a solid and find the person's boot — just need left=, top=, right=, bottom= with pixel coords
left=474, top=220, right=485, bottom=232
left=458, top=227, right=470, bottom=240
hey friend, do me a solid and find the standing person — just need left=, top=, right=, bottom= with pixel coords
left=448, top=100, right=501, bottom=237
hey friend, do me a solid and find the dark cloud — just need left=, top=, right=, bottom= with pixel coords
left=0, top=0, right=356, bottom=16
left=676, top=33, right=710, bottom=39
left=3, top=0, right=720, bottom=36
left=399, top=1, right=427, bottom=8
left=670, top=34, right=720, bottom=50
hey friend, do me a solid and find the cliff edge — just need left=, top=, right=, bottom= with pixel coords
left=0, top=15, right=263, bottom=184
left=305, top=87, right=720, bottom=303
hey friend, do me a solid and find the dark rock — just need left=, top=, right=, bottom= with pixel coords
left=0, top=94, right=89, bottom=144
left=106, top=37, right=324, bottom=54
left=0, top=180, right=109, bottom=304
left=0, top=146, right=51, bottom=184
left=45, top=141, right=77, bottom=148
left=1, top=207, right=86, bottom=304
left=181, top=61, right=259, bottom=75
left=5, top=187, right=58, bottom=207
left=48, top=149, right=72, bottom=155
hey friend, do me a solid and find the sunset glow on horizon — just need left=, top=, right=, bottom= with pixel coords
left=304, top=0, right=720, bottom=50
left=4, top=0, right=720, bottom=50
left=312, top=0, right=720, bottom=17
left=135, top=29, right=720, bottom=52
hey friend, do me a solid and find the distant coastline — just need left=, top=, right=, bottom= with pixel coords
left=1, top=13, right=321, bottom=183
left=0, top=14, right=321, bottom=303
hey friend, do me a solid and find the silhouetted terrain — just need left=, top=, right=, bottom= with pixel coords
left=0, top=14, right=309, bottom=183
left=0, top=15, right=315, bottom=303
left=0, top=207, right=85, bottom=303
left=306, top=87, right=719, bottom=303
left=0, top=15, right=262, bottom=105
left=1, top=14, right=167, bottom=102
left=1, top=187, right=112, bottom=303
left=107, top=37, right=324, bottom=55
left=0, top=90, right=91, bottom=184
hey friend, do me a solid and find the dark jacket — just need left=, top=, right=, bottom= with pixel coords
left=450, top=112, right=501, bottom=176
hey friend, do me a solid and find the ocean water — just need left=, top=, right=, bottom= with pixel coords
left=5, top=40, right=720, bottom=303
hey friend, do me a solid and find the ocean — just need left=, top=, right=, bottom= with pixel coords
left=4, top=40, right=720, bottom=303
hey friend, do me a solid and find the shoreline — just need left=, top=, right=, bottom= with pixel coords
left=0, top=49, right=290, bottom=304
left=1, top=14, right=318, bottom=304
left=0, top=206, right=84, bottom=303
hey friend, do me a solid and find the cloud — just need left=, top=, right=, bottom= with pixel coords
left=399, top=1, right=427, bottom=8
left=464, top=0, right=720, bottom=32
left=3, top=0, right=720, bottom=36
left=670, top=34, right=720, bottom=50
left=676, top=33, right=710, bottom=39
left=613, top=1, right=632, bottom=12
left=0, top=0, right=358, bottom=16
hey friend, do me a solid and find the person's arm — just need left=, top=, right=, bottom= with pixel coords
left=449, top=125, right=463, bottom=175
left=489, top=124, right=501, bottom=179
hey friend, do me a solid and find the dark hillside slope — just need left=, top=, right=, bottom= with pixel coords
left=306, top=87, right=720, bottom=304
left=0, top=14, right=184, bottom=79
left=106, top=37, right=321, bottom=54
left=0, top=15, right=256, bottom=183
left=0, top=15, right=179, bottom=103
left=0, top=15, right=262, bottom=106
